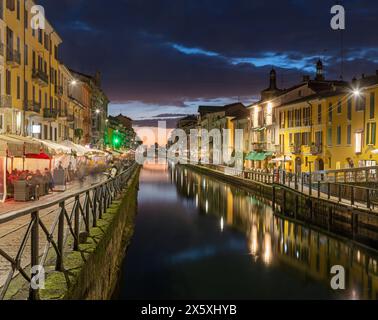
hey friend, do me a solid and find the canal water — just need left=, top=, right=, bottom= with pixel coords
left=116, top=162, right=378, bottom=300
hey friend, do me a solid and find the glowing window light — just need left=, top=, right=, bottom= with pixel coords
left=355, top=132, right=362, bottom=153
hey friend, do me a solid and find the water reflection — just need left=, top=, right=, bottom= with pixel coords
left=171, top=163, right=378, bottom=300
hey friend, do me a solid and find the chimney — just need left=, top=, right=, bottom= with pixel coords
left=376, top=70, right=378, bottom=76
left=362, top=73, right=365, bottom=79
left=94, top=71, right=101, bottom=87
left=315, top=59, right=325, bottom=81
left=303, top=75, right=310, bottom=82
left=269, top=69, right=277, bottom=90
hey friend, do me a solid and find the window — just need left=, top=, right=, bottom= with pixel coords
left=6, top=70, right=11, bottom=95
left=356, top=94, right=366, bottom=111
left=337, top=100, right=342, bottom=113
left=24, top=9, right=28, bottom=29
left=347, top=98, right=352, bottom=120
left=24, top=44, right=28, bottom=65
left=317, top=104, right=322, bottom=124
left=0, top=114, right=4, bottom=132
left=303, top=107, right=311, bottom=126
left=366, top=122, right=376, bottom=145
left=337, top=126, right=341, bottom=145
left=370, top=92, right=375, bottom=119
left=347, top=125, right=351, bottom=145
left=38, top=29, right=43, bottom=44
left=16, top=0, right=20, bottom=19
left=328, top=103, right=332, bottom=122
left=24, top=80, right=28, bottom=101
left=6, top=0, right=15, bottom=11
left=355, top=132, right=362, bottom=153
left=32, top=51, right=36, bottom=69
left=315, top=131, right=323, bottom=145
left=301, top=132, right=311, bottom=146
left=16, top=76, right=20, bottom=99
left=372, top=123, right=376, bottom=145
left=327, top=127, right=332, bottom=146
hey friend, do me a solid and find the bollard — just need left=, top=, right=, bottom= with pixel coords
left=56, top=202, right=65, bottom=271
left=29, top=211, right=40, bottom=300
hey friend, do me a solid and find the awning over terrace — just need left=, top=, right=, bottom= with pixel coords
left=245, top=151, right=273, bottom=161
left=0, top=136, right=24, bottom=157
left=32, top=138, right=72, bottom=156
left=60, top=141, right=106, bottom=157
left=5, top=135, right=42, bottom=155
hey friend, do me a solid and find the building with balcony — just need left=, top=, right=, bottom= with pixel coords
left=68, top=69, right=108, bottom=147
left=245, top=69, right=283, bottom=169
left=3, top=0, right=63, bottom=141
left=197, top=103, right=245, bottom=165
left=275, top=60, right=350, bottom=174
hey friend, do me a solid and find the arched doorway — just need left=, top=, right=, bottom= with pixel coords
left=295, top=157, right=302, bottom=174
left=315, top=158, right=324, bottom=171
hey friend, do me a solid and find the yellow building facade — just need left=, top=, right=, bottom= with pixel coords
left=2, top=0, right=72, bottom=142
left=276, top=74, right=378, bottom=174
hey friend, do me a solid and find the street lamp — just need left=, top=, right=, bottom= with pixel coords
left=353, top=89, right=361, bottom=96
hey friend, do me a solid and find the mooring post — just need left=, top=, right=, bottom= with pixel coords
left=29, top=211, right=40, bottom=301
left=74, top=196, right=80, bottom=251
left=350, top=186, right=354, bottom=206
left=295, top=195, right=298, bottom=219
left=318, top=181, right=320, bottom=198
left=328, top=206, right=332, bottom=230
left=56, top=202, right=65, bottom=271
left=85, top=192, right=90, bottom=233
left=328, top=183, right=331, bottom=199
left=308, top=173, right=312, bottom=196
left=272, top=186, right=276, bottom=210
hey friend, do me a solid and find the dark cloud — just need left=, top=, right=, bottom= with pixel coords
left=39, top=0, right=378, bottom=114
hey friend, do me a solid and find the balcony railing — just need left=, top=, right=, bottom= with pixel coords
left=43, top=108, right=58, bottom=119
left=67, top=114, right=75, bottom=122
left=311, top=144, right=323, bottom=155
left=56, top=85, right=64, bottom=96
left=24, top=100, right=41, bottom=113
left=32, top=69, right=49, bottom=86
left=6, top=47, right=21, bottom=66
left=290, top=144, right=302, bottom=155
left=252, top=142, right=267, bottom=152
left=58, top=109, right=68, bottom=118
left=0, top=95, right=12, bottom=109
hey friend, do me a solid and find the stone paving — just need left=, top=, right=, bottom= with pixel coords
left=0, top=174, right=108, bottom=296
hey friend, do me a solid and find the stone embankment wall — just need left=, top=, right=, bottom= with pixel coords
left=41, top=167, right=141, bottom=300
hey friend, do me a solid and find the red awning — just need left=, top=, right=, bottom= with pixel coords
left=25, top=153, right=51, bottom=160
